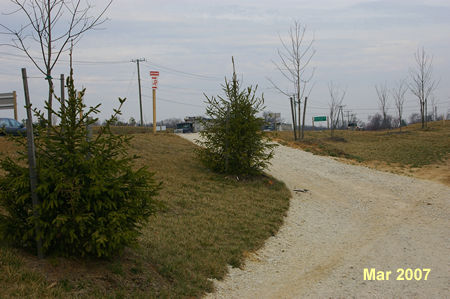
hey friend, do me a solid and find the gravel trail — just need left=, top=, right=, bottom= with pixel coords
left=179, top=133, right=450, bottom=298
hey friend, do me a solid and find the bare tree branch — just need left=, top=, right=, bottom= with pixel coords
left=328, top=81, right=346, bottom=137
left=375, top=82, right=389, bottom=128
left=267, top=77, right=291, bottom=97
left=408, top=47, right=438, bottom=129
left=1, top=0, right=113, bottom=125
left=392, top=79, right=407, bottom=131
left=268, top=20, right=315, bottom=140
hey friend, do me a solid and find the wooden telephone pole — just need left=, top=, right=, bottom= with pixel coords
left=132, top=58, right=146, bottom=126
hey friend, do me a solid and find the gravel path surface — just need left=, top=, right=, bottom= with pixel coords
left=179, top=133, right=450, bottom=298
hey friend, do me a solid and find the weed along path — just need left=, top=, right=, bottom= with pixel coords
left=179, top=133, right=450, bottom=298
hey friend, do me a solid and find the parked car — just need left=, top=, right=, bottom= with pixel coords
left=0, top=118, right=26, bottom=136
left=174, top=122, right=194, bottom=133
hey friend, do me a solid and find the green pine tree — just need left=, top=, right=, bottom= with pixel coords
left=0, top=70, right=161, bottom=258
left=197, top=58, right=276, bottom=176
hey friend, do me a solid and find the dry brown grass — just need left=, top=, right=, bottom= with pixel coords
left=0, top=132, right=290, bottom=298
left=268, top=121, right=450, bottom=185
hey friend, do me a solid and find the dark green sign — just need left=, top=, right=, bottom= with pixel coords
left=313, top=116, right=327, bottom=122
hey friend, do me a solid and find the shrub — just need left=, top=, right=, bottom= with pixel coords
left=0, top=71, right=161, bottom=258
left=366, top=113, right=395, bottom=130
left=197, top=58, right=275, bottom=176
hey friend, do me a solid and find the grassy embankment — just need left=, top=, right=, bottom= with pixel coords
left=0, top=132, right=290, bottom=298
left=269, top=121, right=450, bottom=185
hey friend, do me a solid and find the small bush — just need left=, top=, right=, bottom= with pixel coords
left=197, top=58, right=275, bottom=176
left=0, top=71, right=161, bottom=258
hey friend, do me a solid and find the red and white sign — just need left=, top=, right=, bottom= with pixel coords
left=152, top=77, right=158, bottom=89
left=150, top=71, right=159, bottom=89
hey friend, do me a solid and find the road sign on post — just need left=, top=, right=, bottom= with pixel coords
left=312, top=116, right=328, bottom=129
left=313, top=116, right=327, bottom=122
left=150, top=71, right=159, bottom=90
left=0, top=91, right=18, bottom=120
left=150, top=71, right=159, bottom=133
left=151, top=77, right=158, bottom=89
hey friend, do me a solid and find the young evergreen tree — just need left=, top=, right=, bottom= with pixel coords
left=197, top=58, right=275, bottom=176
left=0, top=70, right=161, bottom=258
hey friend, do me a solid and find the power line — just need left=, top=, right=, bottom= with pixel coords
left=142, top=61, right=221, bottom=80
left=143, top=94, right=205, bottom=108
left=0, top=51, right=130, bottom=65
left=125, top=68, right=137, bottom=97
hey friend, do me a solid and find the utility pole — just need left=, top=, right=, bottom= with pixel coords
left=337, top=105, right=345, bottom=128
left=132, top=58, right=146, bottom=126
left=152, top=88, right=156, bottom=133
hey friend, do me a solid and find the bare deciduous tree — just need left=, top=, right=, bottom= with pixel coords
left=328, top=82, right=346, bottom=137
left=268, top=20, right=315, bottom=140
left=391, top=79, right=407, bottom=131
left=1, top=0, right=112, bottom=125
left=408, top=47, right=438, bottom=129
left=375, top=82, right=389, bottom=129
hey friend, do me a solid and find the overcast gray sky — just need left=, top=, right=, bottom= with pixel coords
left=1, top=0, right=450, bottom=125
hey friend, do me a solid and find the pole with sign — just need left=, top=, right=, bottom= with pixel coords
left=312, top=115, right=328, bottom=129
left=150, top=71, right=159, bottom=133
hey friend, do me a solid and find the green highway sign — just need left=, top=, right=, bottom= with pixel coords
left=313, top=116, right=327, bottom=122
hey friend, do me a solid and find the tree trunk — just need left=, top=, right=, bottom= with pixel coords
left=421, top=101, right=425, bottom=129
left=290, top=97, right=297, bottom=140
left=301, top=97, right=307, bottom=139
left=47, top=77, right=54, bottom=126
left=297, top=97, right=301, bottom=139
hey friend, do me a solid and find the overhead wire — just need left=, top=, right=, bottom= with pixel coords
left=142, top=94, right=205, bottom=108
left=0, top=51, right=130, bottom=65
left=125, top=68, right=137, bottom=97
left=142, top=61, right=221, bottom=81
left=2, top=50, right=449, bottom=119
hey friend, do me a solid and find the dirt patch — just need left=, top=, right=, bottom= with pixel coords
left=334, top=155, right=450, bottom=187
left=410, top=158, right=450, bottom=186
